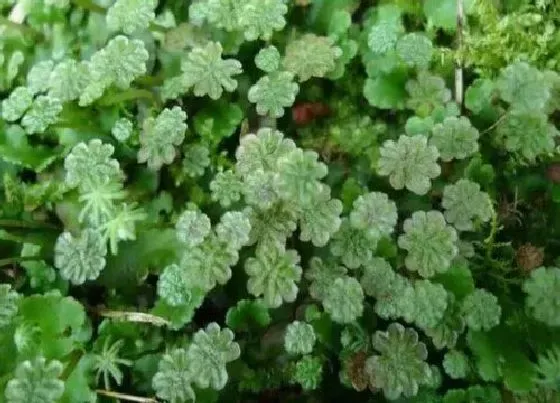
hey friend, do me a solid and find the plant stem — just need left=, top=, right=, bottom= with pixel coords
left=99, top=88, right=155, bottom=106
left=0, top=219, right=59, bottom=230
left=97, top=390, right=158, bottom=403
left=455, top=0, right=464, bottom=107
left=0, top=16, right=41, bottom=38
left=71, top=0, right=106, bottom=13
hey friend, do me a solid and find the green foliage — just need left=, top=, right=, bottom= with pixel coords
left=442, top=179, right=493, bottom=231
left=1, top=1, right=559, bottom=401
left=0, top=284, right=19, bottom=328
left=152, top=348, right=195, bottom=402
left=187, top=323, right=240, bottom=390
left=365, top=323, right=431, bottom=400
left=178, top=42, right=242, bottom=100
left=54, top=229, right=107, bottom=285
left=5, top=357, right=65, bottom=403
left=245, top=244, right=302, bottom=308
left=430, top=117, right=480, bottom=162
left=523, top=267, right=560, bottom=326
left=461, top=289, right=502, bottom=331
left=398, top=211, right=458, bottom=278
left=443, top=350, right=470, bottom=379
left=138, top=106, right=188, bottom=170
left=106, top=0, right=157, bottom=34
left=293, top=355, right=323, bottom=390
left=322, top=276, right=364, bottom=324
left=283, top=34, right=342, bottom=81
left=284, top=321, right=316, bottom=355
left=377, top=135, right=441, bottom=195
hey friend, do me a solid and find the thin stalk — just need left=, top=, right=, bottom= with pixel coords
left=99, top=89, right=155, bottom=106
left=96, top=390, right=158, bottom=403
left=71, top=0, right=106, bottom=13
left=0, top=15, right=41, bottom=38
left=455, top=0, right=464, bottom=106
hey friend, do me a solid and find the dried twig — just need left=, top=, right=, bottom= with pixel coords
left=96, top=389, right=158, bottom=403
left=455, top=0, right=464, bottom=106
left=94, top=308, right=170, bottom=327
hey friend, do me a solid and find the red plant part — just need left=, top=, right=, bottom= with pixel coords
left=292, top=102, right=331, bottom=126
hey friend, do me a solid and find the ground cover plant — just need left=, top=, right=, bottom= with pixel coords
left=0, top=0, right=560, bottom=401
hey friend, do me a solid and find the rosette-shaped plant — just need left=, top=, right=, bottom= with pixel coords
left=186, top=322, right=241, bottom=390
left=48, top=59, right=89, bottom=102
left=80, top=35, right=149, bottom=106
left=152, top=348, right=195, bottom=402
left=442, top=179, right=493, bottom=231
left=412, top=280, right=449, bottom=330
left=322, top=276, right=364, bottom=324
left=235, top=128, right=296, bottom=178
left=298, top=188, right=342, bottom=247
left=245, top=244, right=302, bottom=308
left=106, top=0, right=156, bottom=34
left=182, top=144, right=210, bottom=178
left=377, top=135, right=441, bottom=195
left=284, top=321, right=316, bottom=355
left=283, top=34, right=342, bottom=81
left=54, top=229, right=107, bottom=285
left=360, top=258, right=395, bottom=297
left=21, top=95, right=62, bottom=134
left=367, top=21, right=401, bottom=54
left=305, top=257, right=347, bottom=301
left=210, top=169, right=243, bottom=207
left=329, top=219, right=373, bottom=269
left=243, top=170, right=278, bottom=209
left=64, top=139, right=123, bottom=191
left=181, top=42, right=242, bottom=100
left=0, top=284, right=19, bottom=328
left=430, top=116, right=480, bottom=162
left=396, top=32, right=433, bottom=69
left=523, top=267, right=560, bottom=326
left=255, top=46, right=281, bottom=73
left=239, top=0, right=288, bottom=41
left=349, top=192, right=398, bottom=241
left=27, top=60, right=54, bottom=94
left=534, top=346, right=560, bottom=389
left=398, top=211, right=458, bottom=278
left=496, top=110, right=557, bottom=162
left=216, top=211, right=251, bottom=250
left=496, top=61, right=550, bottom=112
left=111, top=117, right=133, bottom=142
left=248, top=71, right=299, bottom=118
left=274, top=148, right=328, bottom=207
left=443, top=350, right=470, bottom=379
left=175, top=210, right=211, bottom=247
left=138, top=106, right=187, bottom=170
left=293, top=355, right=323, bottom=390
left=461, top=289, right=501, bottom=331
left=1, top=86, right=32, bottom=121
left=406, top=72, right=452, bottom=117
left=365, top=323, right=431, bottom=400
left=157, top=264, right=195, bottom=307
left=424, top=299, right=466, bottom=350
left=5, top=357, right=65, bottom=403
left=245, top=204, right=298, bottom=248
left=180, top=234, right=238, bottom=292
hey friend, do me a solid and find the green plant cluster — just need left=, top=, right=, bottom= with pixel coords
left=0, top=0, right=560, bottom=402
